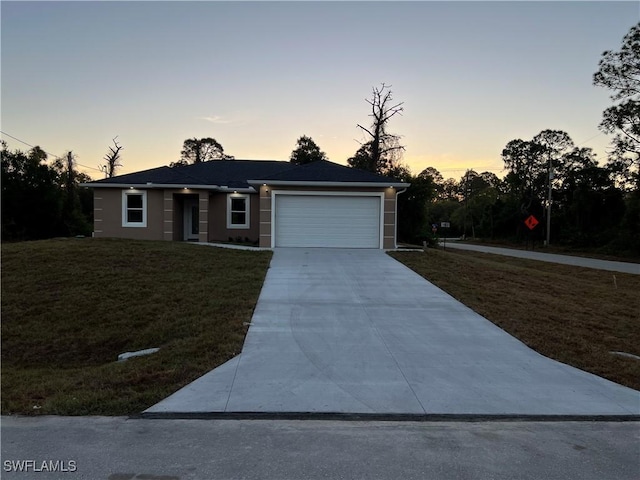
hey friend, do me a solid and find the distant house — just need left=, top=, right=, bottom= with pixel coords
left=83, top=160, right=409, bottom=249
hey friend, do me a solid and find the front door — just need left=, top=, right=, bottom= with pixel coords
left=183, top=198, right=199, bottom=241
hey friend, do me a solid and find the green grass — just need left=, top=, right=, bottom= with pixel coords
left=1, top=238, right=272, bottom=415
left=390, top=249, right=640, bottom=391
left=4, top=239, right=637, bottom=416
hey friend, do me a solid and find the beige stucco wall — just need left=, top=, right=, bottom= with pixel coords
left=198, top=191, right=209, bottom=243
left=207, top=193, right=260, bottom=243
left=259, top=187, right=272, bottom=248
left=170, top=192, right=183, bottom=241
left=93, top=188, right=259, bottom=243
left=93, top=185, right=396, bottom=247
left=93, top=189, right=165, bottom=240
left=258, top=185, right=398, bottom=249
left=163, top=190, right=208, bottom=242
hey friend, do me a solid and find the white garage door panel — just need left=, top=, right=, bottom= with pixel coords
left=275, top=195, right=381, bottom=248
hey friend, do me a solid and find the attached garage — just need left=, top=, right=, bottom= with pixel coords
left=84, top=159, right=409, bottom=248
left=274, top=193, right=383, bottom=248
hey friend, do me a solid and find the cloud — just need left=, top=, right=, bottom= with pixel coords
left=199, top=115, right=236, bottom=125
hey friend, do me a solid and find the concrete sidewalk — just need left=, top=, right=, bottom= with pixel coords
left=145, top=248, right=639, bottom=416
left=441, top=242, right=640, bottom=274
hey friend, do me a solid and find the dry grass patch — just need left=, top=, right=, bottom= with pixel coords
left=1, top=238, right=272, bottom=415
left=389, top=249, right=640, bottom=391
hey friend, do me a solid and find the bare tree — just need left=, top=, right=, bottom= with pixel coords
left=349, top=83, right=405, bottom=174
left=100, top=137, right=123, bottom=178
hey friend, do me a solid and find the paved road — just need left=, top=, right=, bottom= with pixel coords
left=146, top=248, right=639, bottom=416
left=2, top=416, right=639, bottom=480
left=440, top=242, right=640, bottom=274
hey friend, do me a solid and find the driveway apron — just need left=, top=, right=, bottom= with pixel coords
left=146, top=248, right=639, bottom=415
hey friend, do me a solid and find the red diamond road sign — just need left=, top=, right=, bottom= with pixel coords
left=525, top=215, right=539, bottom=230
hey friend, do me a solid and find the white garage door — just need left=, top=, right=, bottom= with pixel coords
left=275, top=195, right=381, bottom=248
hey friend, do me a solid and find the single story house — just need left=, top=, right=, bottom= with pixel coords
left=83, top=159, right=410, bottom=249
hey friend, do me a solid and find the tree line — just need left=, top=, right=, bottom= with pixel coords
left=396, top=144, right=637, bottom=257
left=1, top=136, right=123, bottom=241
left=1, top=143, right=94, bottom=240
left=398, top=23, right=638, bottom=256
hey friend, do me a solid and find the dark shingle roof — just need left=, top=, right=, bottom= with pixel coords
left=87, top=160, right=406, bottom=188
left=249, top=160, right=401, bottom=184
left=90, top=160, right=291, bottom=188
left=88, top=166, right=198, bottom=185
left=178, top=160, right=293, bottom=188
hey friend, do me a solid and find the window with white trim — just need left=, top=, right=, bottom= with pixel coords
left=122, top=190, right=147, bottom=227
left=227, top=194, right=250, bottom=229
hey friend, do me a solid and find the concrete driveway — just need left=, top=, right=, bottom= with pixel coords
left=145, top=248, right=639, bottom=416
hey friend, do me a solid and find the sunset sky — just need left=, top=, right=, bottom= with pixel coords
left=2, top=1, right=638, bottom=181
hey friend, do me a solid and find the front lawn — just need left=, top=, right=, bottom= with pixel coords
left=389, top=249, right=640, bottom=391
left=1, top=238, right=272, bottom=415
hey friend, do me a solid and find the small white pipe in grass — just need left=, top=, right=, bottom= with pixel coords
left=610, top=351, right=640, bottom=361
left=118, top=348, right=160, bottom=362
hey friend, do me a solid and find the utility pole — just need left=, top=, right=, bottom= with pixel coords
left=546, top=156, right=553, bottom=246
left=66, top=151, right=75, bottom=198
left=463, top=170, right=470, bottom=240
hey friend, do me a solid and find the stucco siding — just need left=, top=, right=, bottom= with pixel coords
left=93, top=189, right=164, bottom=240
left=207, top=193, right=260, bottom=243
left=92, top=183, right=398, bottom=248
left=207, top=193, right=226, bottom=241
left=163, top=191, right=173, bottom=241
left=259, top=187, right=272, bottom=247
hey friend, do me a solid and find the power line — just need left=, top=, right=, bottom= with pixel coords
left=0, top=130, right=103, bottom=173
left=439, top=167, right=504, bottom=172
left=436, top=166, right=506, bottom=173
left=0, top=130, right=56, bottom=156
left=575, top=131, right=606, bottom=148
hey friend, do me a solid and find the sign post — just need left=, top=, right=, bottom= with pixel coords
left=524, top=215, right=539, bottom=250
left=524, top=215, right=539, bottom=231
left=440, top=222, right=450, bottom=250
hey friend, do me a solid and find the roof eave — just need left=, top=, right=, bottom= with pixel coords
left=247, top=180, right=410, bottom=188
left=80, top=183, right=256, bottom=193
